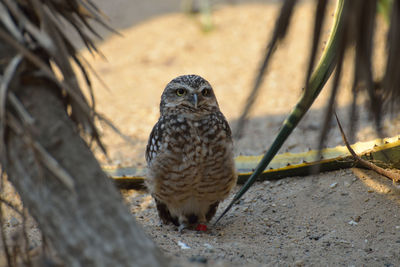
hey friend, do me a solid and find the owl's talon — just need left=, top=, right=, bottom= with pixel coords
left=178, top=224, right=187, bottom=233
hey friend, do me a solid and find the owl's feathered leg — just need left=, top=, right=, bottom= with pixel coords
left=178, top=224, right=187, bottom=233
left=194, top=202, right=219, bottom=232
left=179, top=214, right=201, bottom=232
left=178, top=215, right=189, bottom=233
left=154, top=198, right=179, bottom=226
left=205, top=202, right=219, bottom=222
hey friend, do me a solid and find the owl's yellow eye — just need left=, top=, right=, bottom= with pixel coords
left=176, top=88, right=186, bottom=96
left=201, top=88, right=211, bottom=97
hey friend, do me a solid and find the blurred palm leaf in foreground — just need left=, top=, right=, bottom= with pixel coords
left=217, top=0, right=400, bottom=223
left=0, top=0, right=164, bottom=265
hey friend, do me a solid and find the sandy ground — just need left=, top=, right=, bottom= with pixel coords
left=126, top=168, right=400, bottom=266
left=2, top=1, right=400, bottom=266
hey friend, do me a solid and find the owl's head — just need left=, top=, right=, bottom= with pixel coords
left=160, top=75, right=220, bottom=115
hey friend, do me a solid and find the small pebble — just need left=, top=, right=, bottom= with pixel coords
left=177, top=241, right=191, bottom=250
left=263, top=181, right=271, bottom=186
left=348, top=220, right=358, bottom=226
left=330, top=182, right=338, bottom=189
left=204, top=243, right=213, bottom=249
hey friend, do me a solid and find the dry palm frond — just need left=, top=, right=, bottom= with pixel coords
left=0, top=0, right=112, bottom=263
left=216, top=0, right=344, bottom=223
left=234, top=0, right=297, bottom=138
left=0, top=0, right=113, bottom=179
left=217, top=0, right=400, bottom=222
left=383, top=0, right=400, bottom=115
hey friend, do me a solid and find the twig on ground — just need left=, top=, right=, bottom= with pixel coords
left=335, top=112, right=400, bottom=182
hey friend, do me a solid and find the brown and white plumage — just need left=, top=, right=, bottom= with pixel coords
left=145, top=75, right=237, bottom=230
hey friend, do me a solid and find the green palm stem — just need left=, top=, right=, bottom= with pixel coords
left=215, top=0, right=345, bottom=224
left=377, top=0, right=393, bottom=24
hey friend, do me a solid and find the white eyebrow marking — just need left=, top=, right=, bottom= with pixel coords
left=168, top=83, right=195, bottom=92
left=199, top=84, right=212, bottom=92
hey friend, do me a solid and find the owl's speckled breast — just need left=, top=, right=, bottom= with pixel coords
left=147, top=111, right=236, bottom=204
left=168, top=112, right=230, bottom=161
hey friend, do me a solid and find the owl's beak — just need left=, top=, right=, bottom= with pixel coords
left=191, top=93, right=198, bottom=109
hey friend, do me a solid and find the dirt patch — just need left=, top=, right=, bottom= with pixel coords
left=126, top=168, right=400, bottom=266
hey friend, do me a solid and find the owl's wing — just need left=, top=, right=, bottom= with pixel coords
left=145, top=118, right=164, bottom=163
left=205, top=201, right=220, bottom=222
left=216, top=111, right=232, bottom=138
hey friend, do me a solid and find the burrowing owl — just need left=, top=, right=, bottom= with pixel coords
left=145, top=74, right=237, bottom=231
